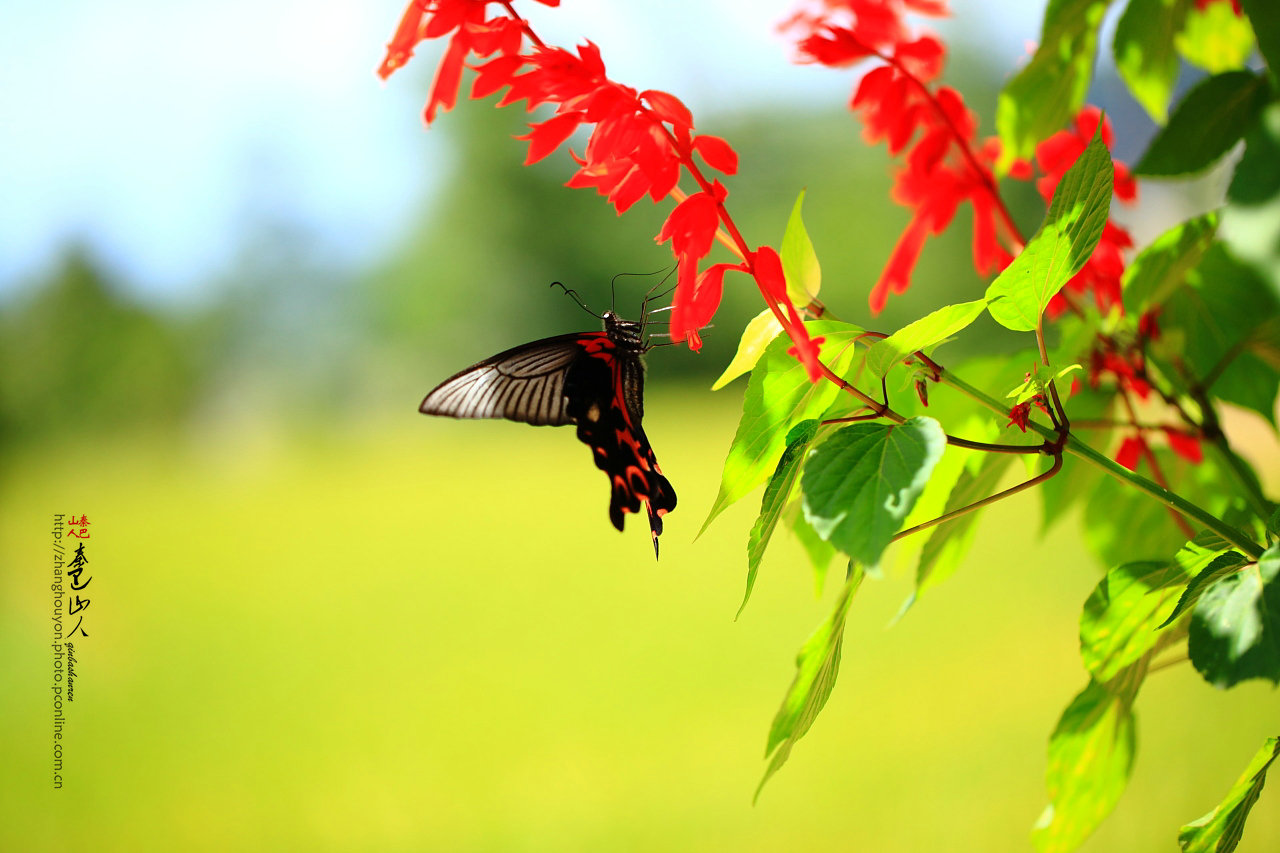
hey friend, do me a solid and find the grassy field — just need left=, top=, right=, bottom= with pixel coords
left=3, top=391, right=1278, bottom=851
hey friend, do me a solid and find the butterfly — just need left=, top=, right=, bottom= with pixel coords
left=419, top=290, right=677, bottom=558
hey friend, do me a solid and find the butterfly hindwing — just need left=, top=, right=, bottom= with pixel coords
left=563, top=336, right=677, bottom=557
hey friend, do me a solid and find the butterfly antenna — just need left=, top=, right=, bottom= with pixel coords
left=609, top=267, right=670, bottom=314
left=550, top=281, right=603, bottom=319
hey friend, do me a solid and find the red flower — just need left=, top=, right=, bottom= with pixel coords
left=787, top=0, right=1018, bottom=313
left=1007, top=402, right=1031, bottom=432
left=1115, top=435, right=1147, bottom=472
left=378, top=1, right=549, bottom=124
left=1162, top=427, right=1203, bottom=464
left=1048, top=221, right=1133, bottom=318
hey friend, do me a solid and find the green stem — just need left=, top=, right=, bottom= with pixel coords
left=938, top=369, right=1265, bottom=559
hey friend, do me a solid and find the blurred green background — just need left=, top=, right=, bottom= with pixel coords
left=3, top=1, right=1279, bottom=850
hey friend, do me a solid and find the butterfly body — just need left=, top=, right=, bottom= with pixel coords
left=420, top=311, right=676, bottom=557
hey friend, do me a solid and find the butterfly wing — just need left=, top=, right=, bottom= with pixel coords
left=419, top=333, right=594, bottom=426
left=564, top=338, right=677, bottom=557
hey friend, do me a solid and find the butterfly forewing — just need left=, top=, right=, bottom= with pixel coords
left=419, top=333, right=595, bottom=426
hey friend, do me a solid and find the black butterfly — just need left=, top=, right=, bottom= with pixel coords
left=420, top=300, right=677, bottom=557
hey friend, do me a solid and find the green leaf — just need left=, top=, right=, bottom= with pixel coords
left=1113, top=0, right=1194, bottom=123
left=1152, top=529, right=1241, bottom=592
left=1080, top=561, right=1188, bottom=682
left=1179, top=736, right=1280, bottom=853
left=1150, top=242, right=1280, bottom=426
left=865, top=298, right=989, bottom=379
left=1135, top=71, right=1270, bottom=177
left=801, top=417, right=947, bottom=567
left=741, top=420, right=820, bottom=619
left=915, top=452, right=1018, bottom=600
left=987, top=128, right=1115, bottom=331
left=996, top=0, right=1114, bottom=170
left=757, top=566, right=864, bottom=801
left=1033, top=678, right=1138, bottom=853
left=711, top=308, right=784, bottom=391
left=1189, top=543, right=1280, bottom=688
left=1122, top=211, right=1219, bottom=312
left=1177, top=0, right=1256, bottom=72
left=1239, top=0, right=1280, bottom=79
left=1222, top=102, right=1280, bottom=296
left=1083, top=467, right=1193, bottom=568
left=701, top=320, right=865, bottom=533
left=1160, top=550, right=1250, bottom=628
left=780, top=189, right=821, bottom=305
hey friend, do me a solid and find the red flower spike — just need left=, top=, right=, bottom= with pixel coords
left=1115, top=435, right=1147, bottom=472
left=691, top=135, right=739, bottom=176
left=1163, top=427, right=1203, bottom=464
left=519, top=110, right=586, bottom=164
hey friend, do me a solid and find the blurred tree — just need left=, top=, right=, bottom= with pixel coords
left=0, top=247, right=196, bottom=453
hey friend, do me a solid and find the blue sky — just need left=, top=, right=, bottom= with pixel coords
left=0, top=0, right=1043, bottom=303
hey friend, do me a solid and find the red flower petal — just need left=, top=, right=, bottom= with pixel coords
left=670, top=260, right=741, bottom=349
left=870, top=215, right=929, bottom=313
left=1115, top=435, right=1146, bottom=472
left=1007, top=402, right=1030, bottom=432
left=787, top=334, right=826, bottom=384
left=378, top=0, right=431, bottom=80
left=423, top=30, right=473, bottom=124
left=641, top=90, right=694, bottom=131
left=518, top=110, right=586, bottom=164
left=1163, top=427, right=1203, bottom=464
left=895, top=36, right=945, bottom=83
left=607, top=163, right=652, bottom=213
left=752, top=245, right=788, bottom=303
left=471, top=53, right=525, bottom=99
left=691, top=135, right=739, bottom=176
left=656, top=189, right=720, bottom=260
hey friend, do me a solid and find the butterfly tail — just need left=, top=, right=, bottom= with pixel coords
left=646, top=500, right=664, bottom=559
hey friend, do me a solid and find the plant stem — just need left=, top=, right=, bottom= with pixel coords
left=938, top=369, right=1265, bottom=559
left=893, top=453, right=1062, bottom=542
